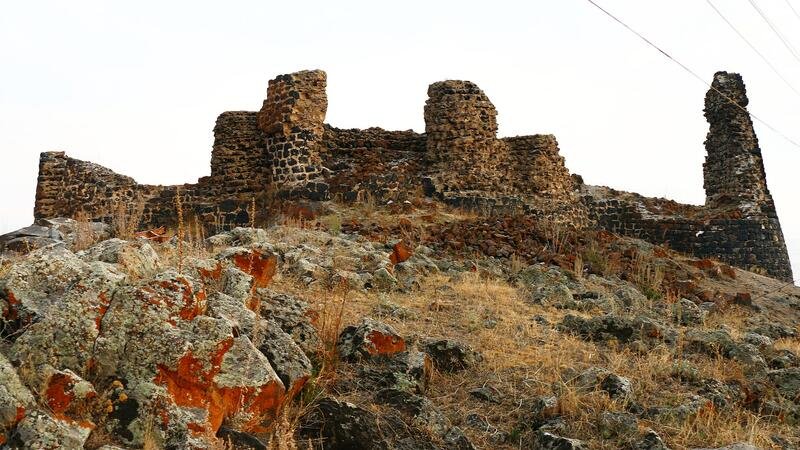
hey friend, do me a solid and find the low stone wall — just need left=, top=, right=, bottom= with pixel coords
left=582, top=187, right=793, bottom=281
left=35, top=152, right=157, bottom=222
left=323, top=126, right=426, bottom=153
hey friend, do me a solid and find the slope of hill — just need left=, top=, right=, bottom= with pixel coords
left=1, top=200, right=798, bottom=450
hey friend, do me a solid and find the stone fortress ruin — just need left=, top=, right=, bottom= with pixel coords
left=33, top=69, right=793, bottom=281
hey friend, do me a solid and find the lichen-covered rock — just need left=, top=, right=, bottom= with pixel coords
left=570, top=367, right=633, bottom=400
left=443, top=426, right=476, bottom=450
left=672, top=298, right=706, bottom=326
left=558, top=313, right=672, bottom=344
left=255, top=318, right=313, bottom=397
left=11, top=409, right=93, bottom=449
left=356, top=350, right=432, bottom=393
left=375, top=388, right=450, bottom=436
left=217, top=247, right=277, bottom=289
left=258, top=289, right=320, bottom=357
left=0, top=224, right=64, bottom=253
left=533, top=431, right=587, bottom=450
left=372, top=267, right=398, bottom=291
left=11, top=261, right=126, bottom=376
left=423, top=339, right=482, bottom=372
left=79, top=238, right=160, bottom=277
left=40, top=368, right=96, bottom=423
left=0, top=354, right=34, bottom=444
left=1, top=245, right=89, bottom=327
left=769, top=368, right=800, bottom=401
left=338, top=319, right=406, bottom=361
left=598, top=411, right=638, bottom=439
left=633, top=429, right=671, bottom=450
left=690, top=444, right=760, bottom=450
left=301, top=398, right=386, bottom=450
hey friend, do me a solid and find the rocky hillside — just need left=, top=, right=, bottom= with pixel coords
left=1, top=200, right=799, bottom=450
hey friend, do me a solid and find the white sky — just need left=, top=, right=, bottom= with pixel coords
left=0, top=1, right=798, bottom=276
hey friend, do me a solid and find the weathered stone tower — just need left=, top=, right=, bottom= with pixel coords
left=424, top=80, right=506, bottom=193
left=258, top=70, right=329, bottom=199
left=700, top=71, right=793, bottom=281
left=703, top=72, right=773, bottom=214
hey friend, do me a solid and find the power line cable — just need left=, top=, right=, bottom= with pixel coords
left=785, top=0, right=800, bottom=23
left=747, top=0, right=800, bottom=65
left=584, top=0, right=800, bottom=150
left=705, top=0, right=800, bottom=99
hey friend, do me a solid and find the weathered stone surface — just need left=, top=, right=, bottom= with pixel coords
left=690, top=444, right=760, bottom=450
left=301, top=398, right=386, bottom=450
left=11, top=409, right=92, bottom=449
left=633, top=429, right=671, bottom=450
left=338, top=319, right=406, bottom=361
left=79, top=238, right=160, bottom=277
left=533, top=431, right=587, bottom=450
left=0, top=354, right=34, bottom=444
left=423, top=339, right=482, bottom=372
left=559, top=313, right=671, bottom=344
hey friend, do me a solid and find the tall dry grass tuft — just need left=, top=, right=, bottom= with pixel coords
left=113, top=194, right=146, bottom=240
left=314, top=278, right=351, bottom=383
left=72, top=211, right=97, bottom=251
left=632, top=251, right=664, bottom=300
left=174, top=187, right=185, bottom=273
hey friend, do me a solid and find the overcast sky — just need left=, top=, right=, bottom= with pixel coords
left=1, top=1, right=798, bottom=276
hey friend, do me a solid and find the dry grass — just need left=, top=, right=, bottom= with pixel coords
left=270, top=263, right=795, bottom=449
left=113, top=194, right=146, bottom=240
left=72, top=211, right=99, bottom=251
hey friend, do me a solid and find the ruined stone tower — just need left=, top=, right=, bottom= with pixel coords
left=703, top=72, right=773, bottom=214
left=258, top=70, right=329, bottom=199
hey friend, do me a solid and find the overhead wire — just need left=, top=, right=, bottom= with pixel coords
left=584, top=0, right=800, bottom=150
left=705, top=0, right=800, bottom=99
left=784, top=0, right=800, bottom=23
left=747, top=0, right=800, bottom=65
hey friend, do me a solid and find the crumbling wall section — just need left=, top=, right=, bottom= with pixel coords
left=582, top=187, right=793, bottom=281
left=501, top=135, right=576, bottom=200
left=34, top=152, right=162, bottom=222
left=209, top=111, right=268, bottom=195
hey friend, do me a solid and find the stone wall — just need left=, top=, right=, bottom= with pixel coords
left=582, top=186, right=793, bottom=281
left=209, top=111, right=268, bottom=195
left=29, top=68, right=794, bottom=281
left=34, top=152, right=159, bottom=222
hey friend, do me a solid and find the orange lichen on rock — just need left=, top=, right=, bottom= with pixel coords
left=365, top=330, right=406, bottom=356
left=232, top=250, right=277, bottom=288
left=45, top=372, right=77, bottom=417
left=155, top=277, right=206, bottom=321
left=197, top=262, right=223, bottom=282
left=389, top=241, right=412, bottom=265
left=94, top=292, right=111, bottom=330
left=153, top=337, right=285, bottom=435
left=3, top=290, right=19, bottom=321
